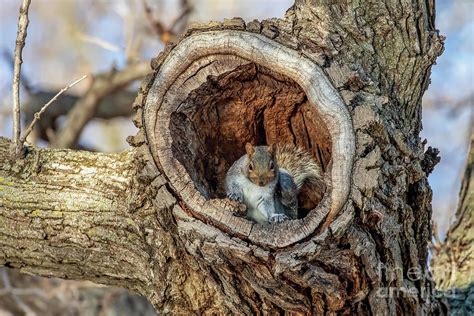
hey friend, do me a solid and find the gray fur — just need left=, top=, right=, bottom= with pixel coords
left=226, top=144, right=319, bottom=224
left=225, top=154, right=280, bottom=225
left=276, top=169, right=298, bottom=219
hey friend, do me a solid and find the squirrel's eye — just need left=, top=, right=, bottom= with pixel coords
left=269, top=161, right=274, bottom=170
left=249, top=163, right=254, bottom=171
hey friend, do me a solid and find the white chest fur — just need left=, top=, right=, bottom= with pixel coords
left=234, top=174, right=277, bottom=224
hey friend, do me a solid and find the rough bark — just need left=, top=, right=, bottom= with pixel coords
left=0, top=138, right=147, bottom=290
left=1, top=0, right=446, bottom=314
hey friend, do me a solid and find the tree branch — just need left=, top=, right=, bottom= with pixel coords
left=19, top=75, right=87, bottom=144
left=169, top=0, right=192, bottom=34
left=142, top=0, right=192, bottom=44
left=20, top=89, right=137, bottom=144
left=51, top=61, right=150, bottom=148
left=12, top=0, right=31, bottom=156
left=432, top=130, right=474, bottom=290
left=430, top=131, right=473, bottom=313
left=0, top=137, right=150, bottom=291
left=1, top=269, right=35, bottom=316
left=3, top=50, right=137, bottom=143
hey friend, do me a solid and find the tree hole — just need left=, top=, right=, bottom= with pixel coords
left=170, top=63, right=332, bottom=215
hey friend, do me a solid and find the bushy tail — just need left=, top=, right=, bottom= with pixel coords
left=275, top=144, right=322, bottom=191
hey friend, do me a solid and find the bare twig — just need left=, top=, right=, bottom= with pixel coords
left=21, top=89, right=136, bottom=143
left=169, top=0, right=191, bottom=32
left=12, top=0, right=31, bottom=156
left=19, top=75, right=87, bottom=144
left=51, top=61, right=150, bottom=148
left=142, top=0, right=166, bottom=39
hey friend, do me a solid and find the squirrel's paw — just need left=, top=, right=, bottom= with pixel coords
left=269, top=214, right=290, bottom=224
left=227, top=192, right=244, bottom=203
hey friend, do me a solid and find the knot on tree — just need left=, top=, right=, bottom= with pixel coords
left=138, top=27, right=355, bottom=248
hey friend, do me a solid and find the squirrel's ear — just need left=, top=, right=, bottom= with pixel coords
left=245, top=142, right=255, bottom=156
left=268, top=143, right=276, bottom=156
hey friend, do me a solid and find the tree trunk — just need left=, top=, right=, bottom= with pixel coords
left=1, top=1, right=446, bottom=314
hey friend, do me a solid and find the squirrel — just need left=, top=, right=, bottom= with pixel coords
left=225, top=143, right=322, bottom=225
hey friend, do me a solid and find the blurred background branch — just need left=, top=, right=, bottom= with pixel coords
left=19, top=74, right=88, bottom=145
left=50, top=60, right=150, bottom=148
left=2, top=0, right=197, bottom=151
left=143, top=0, right=191, bottom=44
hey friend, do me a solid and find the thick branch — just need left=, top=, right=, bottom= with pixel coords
left=0, top=137, right=150, bottom=291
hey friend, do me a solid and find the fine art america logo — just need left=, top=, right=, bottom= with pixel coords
left=376, top=263, right=472, bottom=300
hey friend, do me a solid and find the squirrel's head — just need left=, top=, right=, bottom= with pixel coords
left=245, top=143, right=278, bottom=186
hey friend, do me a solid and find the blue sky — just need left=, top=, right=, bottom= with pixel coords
left=420, top=0, right=473, bottom=233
